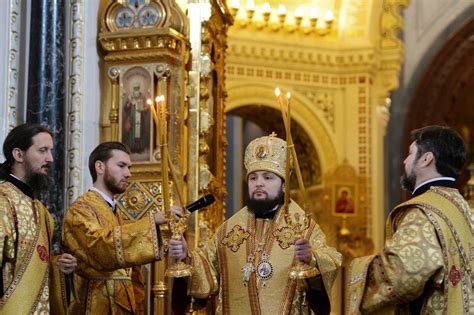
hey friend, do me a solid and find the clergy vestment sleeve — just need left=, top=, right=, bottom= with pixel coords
left=309, top=221, right=342, bottom=291
left=187, top=228, right=220, bottom=298
left=350, top=208, right=444, bottom=314
left=62, top=199, right=162, bottom=274
left=0, top=195, right=15, bottom=268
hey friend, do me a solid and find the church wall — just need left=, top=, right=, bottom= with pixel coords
left=386, top=1, right=474, bottom=211
left=78, top=1, right=102, bottom=192
left=0, top=1, right=11, bottom=151
left=63, top=0, right=105, bottom=200
left=0, top=0, right=26, bottom=156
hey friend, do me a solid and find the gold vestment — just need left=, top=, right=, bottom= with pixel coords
left=347, top=186, right=473, bottom=314
left=62, top=191, right=163, bottom=314
left=187, top=201, right=342, bottom=314
left=0, top=181, right=67, bottom=314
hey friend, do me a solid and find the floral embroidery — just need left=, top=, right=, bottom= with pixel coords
left=273, top=225, right=296, bottom=249
left=222, top=225, right=250, bottom=252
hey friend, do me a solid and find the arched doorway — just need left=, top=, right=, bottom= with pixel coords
left=403, top=17, right=474, bottom=199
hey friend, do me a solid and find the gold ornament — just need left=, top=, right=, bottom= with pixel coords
left=244, top=133, right=293, bottom=179
left=222, top=225, right=250, bottom=252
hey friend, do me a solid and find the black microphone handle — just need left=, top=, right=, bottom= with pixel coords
left=186, top=194, right=215, bottom=213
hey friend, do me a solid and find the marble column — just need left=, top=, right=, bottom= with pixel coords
left=27, top=0, right=66, bottom=253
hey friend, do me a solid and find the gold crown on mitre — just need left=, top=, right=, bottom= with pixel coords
left=244, top=132, right=293, bottom=179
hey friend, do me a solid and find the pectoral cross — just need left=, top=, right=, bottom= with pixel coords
left=241, top=255, right=255, bottom=286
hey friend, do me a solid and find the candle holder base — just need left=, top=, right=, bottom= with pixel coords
left=165, top=261, right=193, bottom=278
left=289, top=262, right=319, bottom=280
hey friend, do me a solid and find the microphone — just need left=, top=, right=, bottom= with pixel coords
left=186, top=194, right=216, bottom=213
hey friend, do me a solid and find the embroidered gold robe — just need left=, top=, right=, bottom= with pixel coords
left=347, top=186, right=474, bottom=314
left=0, top=181, right=67, bottom=314
left=187, top=201, right=341, bottom=314
left=62, top=191, right=163, bottom=314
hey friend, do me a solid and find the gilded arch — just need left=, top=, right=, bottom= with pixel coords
left=226, top=82, right=338, bottom=176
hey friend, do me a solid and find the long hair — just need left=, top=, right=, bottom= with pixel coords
left=0, top=124, right=52, bottom=180
left=88, top=142, right=130, bottom=182
left=411, top=125, right=466, bottom=178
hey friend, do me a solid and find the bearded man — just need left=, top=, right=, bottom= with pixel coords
left=168, top=134, right=342, bottom=314
left=347, top=126, right=473, bottom=314
left=0, top=123, right=76, bottom=314
left=62, top=142, right=172, bottom=314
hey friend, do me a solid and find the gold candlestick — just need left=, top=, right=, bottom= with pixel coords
left=285, top=93, right=307, bottom=210
left=153, top=96, right=192, bottom=278
left=275, top=88, right=317, bottom=281
left=275, top=88, right=290, bottom=214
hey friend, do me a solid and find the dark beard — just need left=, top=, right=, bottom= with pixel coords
left=400, top=172, right=416, bottom=192
left=104, top=169, right=126, bottom=195
left=247, top=189, right=284, bottom=217
left=25, top=172, right=52, bottom=196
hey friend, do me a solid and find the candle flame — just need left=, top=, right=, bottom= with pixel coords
left=262, top=2, right=271, bottom=13
left=286, top=92, right=291, bottom=99
left=246, top=0, right=255, bottom=11
left=275, top=88, right=281, bottom=97
left=294, top=7, right=304, bottom=18
left=325, top=10, right=334, bottom=22
left=147, top=99, right=153, bottom=105
left=277, top=4, right=286, bottom=15
left=155, top=95, right=165, bottom=102
left=230, top=0, right=240, bottom=10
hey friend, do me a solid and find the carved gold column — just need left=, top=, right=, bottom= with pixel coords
left=98, top=1, right=189, bottom=314
left=153, top=259, right=167, bottom=312
left=187, top=0, right=233, bottom=247
left=108, top=66, right=120, bottom=140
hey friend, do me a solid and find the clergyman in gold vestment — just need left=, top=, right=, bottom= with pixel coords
left=62, top=142, right=171, bottom=314
left=347, top=126, right=473, bottom=314
left=0, top=124, right=77, bottom=314
left=169, top=134, right=342, bottom=314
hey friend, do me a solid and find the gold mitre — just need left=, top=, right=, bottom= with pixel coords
left=244, top=132, right=292, bottom=179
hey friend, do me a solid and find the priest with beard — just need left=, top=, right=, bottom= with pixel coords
left=62, top=142, right=173, bottom=314
left=168, top=134, right=341, bottom=314
left=0, top=123, right=77, bottom=314
left=347, top=125, right=473, bottom=315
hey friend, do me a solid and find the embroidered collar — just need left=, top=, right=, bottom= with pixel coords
left=412, top=177, right=455, bottom=197
left=90, top=187, right=116, bottom=211
left=6, top=174, right=34, bottom=199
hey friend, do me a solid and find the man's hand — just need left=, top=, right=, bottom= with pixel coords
left=153, top=205, right=187, bottom=225
left=57, top=253, right=77, bottom=274
left=170, top=205, right=187, bottom=218
left=153, top=210, right=167, bottom=225
left=294, top=239, right=313, bottom=263
left=168, top=236, right=188, bottom=261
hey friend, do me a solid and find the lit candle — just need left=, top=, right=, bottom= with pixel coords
left=325, top=10, right=334, bottom=22
left=286, top=92, right=308, bottom=211
left=158, top=94, right=169, bottom=212
left=286, top=92, right=291, bottom=138
left=275, top=87, right=287, bottom=122
left=262, top=2, right=271, bottom=14
left=148, top=98, right=160, bottom=129
left=276, top=87, right=290, bottom=212
left=159, top=95, right=167, bottom=145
